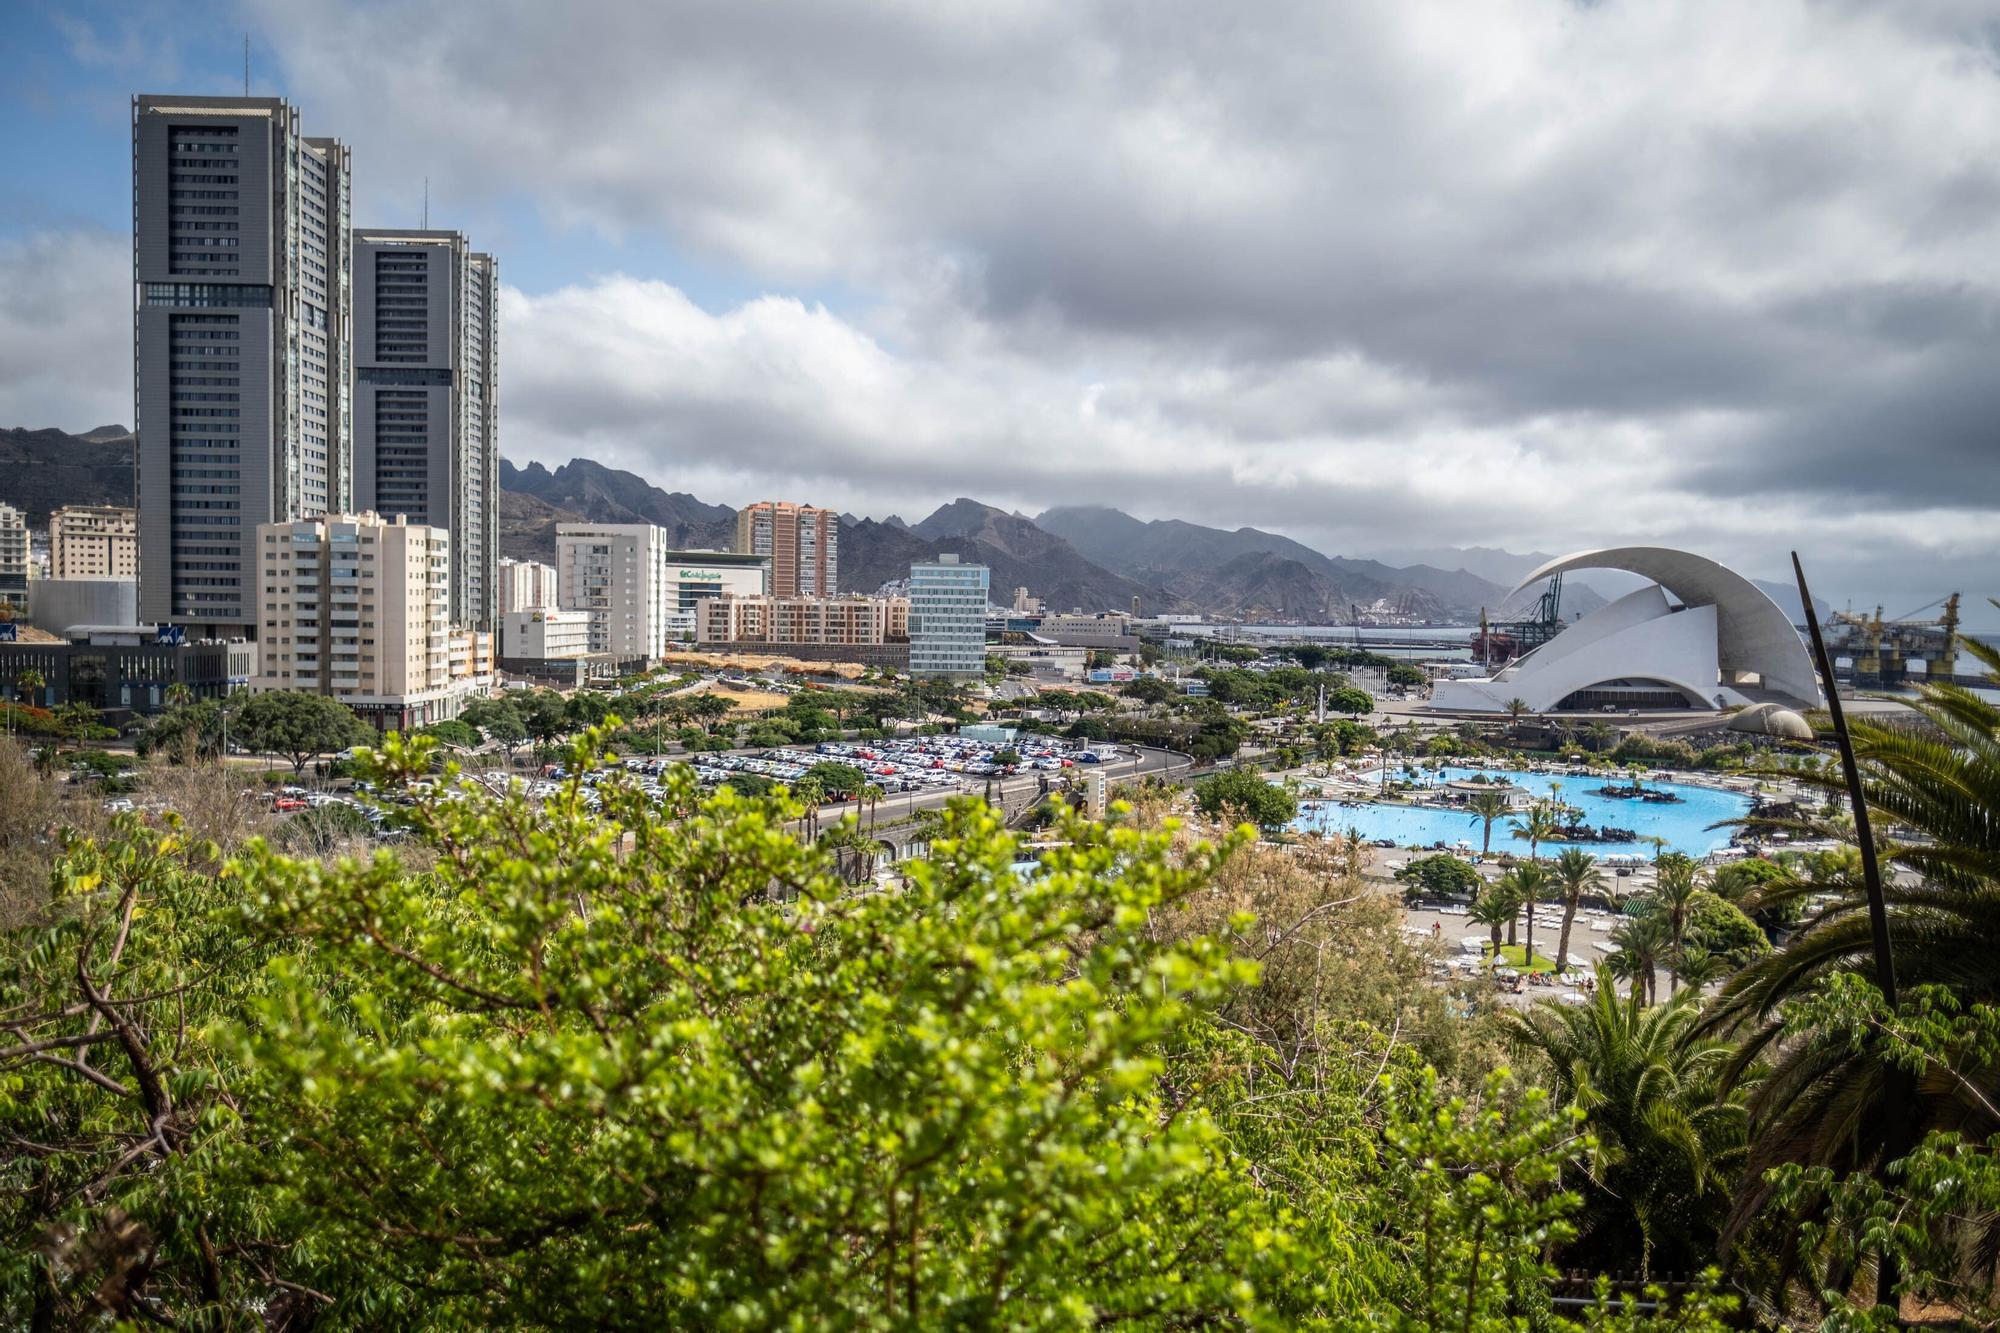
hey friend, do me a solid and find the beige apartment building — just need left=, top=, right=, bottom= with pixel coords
left=698, top=593, right=909, bottom=667
left=49, top=506, right=138, bottom=580
left=253, top=512, right=480, bottom=729
left=734, top=501, right=838, bottom=598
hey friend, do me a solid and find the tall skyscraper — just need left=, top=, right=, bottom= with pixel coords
left=133, top=95, right=351, bottom=640
left=908, top=554, right=990, bottom=679
left=352, top=229, right=498, bottom=632
left=735, top=501, right=838, bottom=598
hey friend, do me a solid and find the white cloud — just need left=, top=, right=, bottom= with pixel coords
left=13, top=1, right=2000, bottom=619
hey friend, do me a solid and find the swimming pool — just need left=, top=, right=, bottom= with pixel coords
left=1292, top=765, right=1754, bottom=860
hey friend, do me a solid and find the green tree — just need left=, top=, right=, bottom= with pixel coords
left=1501, top=968, right=1751, bottom=1277
left=1610, top=912, right=1669, bottom=1005
left=233, top=690, right=372, bottom=775
left=520, top=689, right=572, bottom=744
left=800, top=760, right=865, bottom=798
left=1191, top=767, right=1299, bottom=832
left=1466, top=790, right=1510, bottom=856
left=1501, top=861, right=1552, bottom=967
left=1470, top=878, right=1520, bottom=960
left=1510, top=800, right=1563, bottom=863
left=1395, top=852, right=1481, bottom=902
left=417, top=718, right=481, bottom=750
left=1652, top=854, right=1703, bottom=994
left=462, top=697, right=530, bottom=762
left=1551, top=847, right=1606, bottom=971
left=1327, top=685, right=1373, bottom=716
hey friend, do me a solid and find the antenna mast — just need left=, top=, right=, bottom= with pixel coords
left=243, top=35, right=249, bottom=95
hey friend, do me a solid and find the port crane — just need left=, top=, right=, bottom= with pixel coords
left=1824, top=593, right=1961, bottom=689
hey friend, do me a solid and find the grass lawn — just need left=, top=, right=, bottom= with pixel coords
left=1493, top=943, right=1560, bottom=973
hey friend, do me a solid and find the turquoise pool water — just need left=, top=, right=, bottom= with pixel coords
left=1293, top=766, right=1754, bottom=860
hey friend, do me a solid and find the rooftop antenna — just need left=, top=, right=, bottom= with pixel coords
left=243, top=34, right=250, bottom=95
left=422, top=176, right=429, bottom=230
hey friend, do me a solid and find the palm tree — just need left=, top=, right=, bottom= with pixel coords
left=1510, top=800, right=1563, bottom=863
left=1706, top=627, right=2000, bottom=1271
left=8, top=666, right=45, bottom=736
left=1652, top=854, right=1703, bottom=995
left=1504, top=696, right=1530, bottom=732
left=1469, top=880, right=1519, bottom=963
left=1500, top=862, right=1552, bottom=968
left=1501, top=966, right=1751, bottom=1277
left=859, top=782, right=885, bottom=830
left=164, top=681, right=194, bottom=709
left=1672, top=943, right=1725, bottom=994
left=1551, top=847, right=1605, bottom=970
left=1610, top=912, right=1669, bottom=1005
left=1458, top=789, right=1506, bottom=857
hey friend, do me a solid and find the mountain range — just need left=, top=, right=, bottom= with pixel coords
left=0, top=425, right=139, bottom=525
left=0, top=426, right=1764, bottom=623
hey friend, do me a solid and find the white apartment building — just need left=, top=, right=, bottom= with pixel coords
left=0, top=502, right=28, bottom=611
left=496, top=557, right=558, bottom=614
left=253, top=512, right=475, bottom=729
left=908, top=555, right=990, bottom=679
left=500, top=607, right=592, bottom=660
left=555, top=523, right=674, bottom=662
left=49, top=506, right=139, bottom=580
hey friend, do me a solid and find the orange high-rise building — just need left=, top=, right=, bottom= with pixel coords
left=734, top=501, right=838, bottom=597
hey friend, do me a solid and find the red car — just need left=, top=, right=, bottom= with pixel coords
left=273, top=797, right=307, bottom=812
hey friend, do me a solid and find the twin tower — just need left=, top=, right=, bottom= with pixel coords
left=132, top=94, right=497, bottom=641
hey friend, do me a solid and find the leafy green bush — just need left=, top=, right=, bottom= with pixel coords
left=1193, top=767, right=1299, bottom=832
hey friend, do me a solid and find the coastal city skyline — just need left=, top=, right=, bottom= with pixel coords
left=3, top=3, right=1998, bottom=628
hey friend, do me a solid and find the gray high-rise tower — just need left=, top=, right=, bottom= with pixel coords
left=132, top=94, right=351, bottom=639
left=352, top=230, right=498, bottom=631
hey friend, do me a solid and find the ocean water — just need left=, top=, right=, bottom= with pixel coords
left=1293, top=765, right=1755, bottom=860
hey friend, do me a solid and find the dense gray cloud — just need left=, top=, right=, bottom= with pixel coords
left=6, top=1, right=1997, bottom=621
left=0, top=230, right=131, bottom=432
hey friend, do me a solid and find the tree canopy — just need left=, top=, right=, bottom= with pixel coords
left=233, top=690, right=373, bottom=774
left=1192, top=767, right=1299, bottom=832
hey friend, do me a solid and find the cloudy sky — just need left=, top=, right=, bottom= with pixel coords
left=3, top=0, right=1997, bottom=623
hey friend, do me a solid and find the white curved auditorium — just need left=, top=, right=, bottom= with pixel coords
left=1429, top=547, right=1821, bottom=714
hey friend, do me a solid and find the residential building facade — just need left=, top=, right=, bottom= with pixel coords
left=352, top=229, right=498, bottom=631
left=555, top=523, right=673, bottom=661
left=499, top=607, right=592, bottom=660
left=908, top=555, right=990, bottom=678
left=734, top=501, right=838, bottom=597
left=697, top=593, right=908, bottom=648
left=0, top=502, right=28, bottom=611
left=133, top=94, right=351, bottom=639
left=252, top=512, right=473, bottom=729
left=496, top=556, right=558, bottom=614
left=49, top=506, right=139, bottom=580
